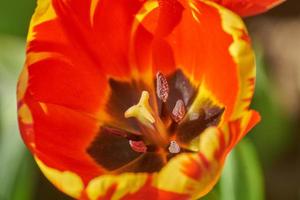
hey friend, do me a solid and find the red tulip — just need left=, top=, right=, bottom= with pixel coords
left=17, top=0, right=283, bottom=199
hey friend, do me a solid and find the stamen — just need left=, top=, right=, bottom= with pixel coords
left=156, top=72, right=169, bottom=102
left=129, top=140, right=147, bottom=153
left=172, top=99, right=186, bottom=123
left=103, top=127, right=141, bottom=140
left=168, top=140, right=180, bottom=153
left=124, top=91, right=155, bottom=127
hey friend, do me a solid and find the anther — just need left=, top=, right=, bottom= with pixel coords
left=129, top=140, right=147, bottom=153
left=124, top=91, right=155, bottom=126
left=156, top=72, right=169, bottom=102
left=172, top=99, right=186, bottom=123
left=168, top=140, right=180, bottom=154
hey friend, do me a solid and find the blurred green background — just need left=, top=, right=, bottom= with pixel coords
left=0, top=0, right=299, bottom=199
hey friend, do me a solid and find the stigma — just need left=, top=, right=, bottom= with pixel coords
left=124, top=91, right=155, bottom=127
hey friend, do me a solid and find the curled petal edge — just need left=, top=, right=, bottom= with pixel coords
left=207, top=0, right=285, bottom=17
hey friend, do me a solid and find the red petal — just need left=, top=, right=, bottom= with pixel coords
left=25, top=0, right=146, bottom=116
left=19, top=93, right=103, bottom=184
left=27, top=54, right=106, bottom=114
left=210, top=0, right=285, bottom=17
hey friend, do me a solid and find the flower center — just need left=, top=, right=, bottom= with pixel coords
left=86, top=69, right=225, bottom=173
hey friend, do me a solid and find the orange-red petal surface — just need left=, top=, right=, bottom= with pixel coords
left=19, top=93, right=103, bottom=184
left=25, top=0, right=147, bottom=117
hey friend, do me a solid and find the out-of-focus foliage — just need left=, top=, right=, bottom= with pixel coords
left=219, top=139, right=264, bottom=200
left=250, top=46, right=294, bottom=166
left=0, top=35, right=37, bottom=200
left=0, top=1, right=37, bottom=199
left=0, top=0, right=35, bottom=36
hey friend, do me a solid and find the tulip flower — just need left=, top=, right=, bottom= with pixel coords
left=17, top=0, right=283, bottom=199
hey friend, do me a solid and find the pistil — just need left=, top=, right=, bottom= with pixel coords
left=124, top=90, right=168, bottom=149
left=124, top=91, right=155, bottom=127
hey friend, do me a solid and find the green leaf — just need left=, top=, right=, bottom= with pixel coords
left=219, top=139, right=264, bottom=200
left=0, top=0, right=35, bottom=36
left=201, top=189, right=220, bottom=200
left=10, top=152, right=38, bottom=200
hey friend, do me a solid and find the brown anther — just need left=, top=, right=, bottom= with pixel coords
left=129, top=140, right=147, bottom=153
left=172, top=99, right=186, bottom=123
left=156, top=72, right=169, bottom=102
left=168, top=140, right=180, bottom=154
